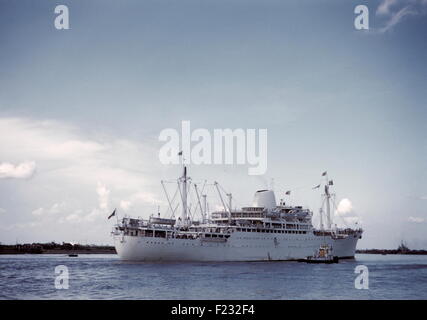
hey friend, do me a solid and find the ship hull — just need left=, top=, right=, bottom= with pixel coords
left=114, top=231, right=361, bottom=261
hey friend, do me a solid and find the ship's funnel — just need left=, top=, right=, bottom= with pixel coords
left=252, top=190, right=276, bottom=210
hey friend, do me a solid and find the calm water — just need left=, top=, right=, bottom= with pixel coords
left=0, top=254, right=426, bottom=299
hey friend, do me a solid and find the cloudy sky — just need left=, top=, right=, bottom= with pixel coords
left=0, top=0, right=426, bottom=248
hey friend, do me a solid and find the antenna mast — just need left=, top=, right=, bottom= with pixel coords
left=319, top=207, right=324, bottom=230
left=227, top=193, right=232, bottom=212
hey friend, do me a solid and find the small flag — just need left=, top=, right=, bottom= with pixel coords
left=322, top=171, right=327, bottom=176
left=312, top=184, right=321, bottom=189
left=107, top=209, right=116, bottom=220
left=178, top=151, right=183, bottom=156
left=285, top=191, right=291, bottom=195
left=329, top=180, right=333, bottom=185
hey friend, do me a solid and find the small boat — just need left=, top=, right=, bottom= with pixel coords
left=298, top=244, right=339, bottom=264
left=68, top=254, right=78, bottom=257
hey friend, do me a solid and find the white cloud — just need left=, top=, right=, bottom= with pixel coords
left=31, top=208, right=45, bottom=216
left=408, top=216, right=425, bottom=223
left=84, top=208, right=103, bottom=222
left=0, top=117, right=164, bottom=243
left=49, top=202, right=66, bottom=215
left=376, top=0, right=427, bottom=33
left=0, top=116, right=159, bottom=188
left=32, top=202, right=66, bottom=217
left=97, top=182, right=110, bottom=211
left=0, top=221, right=42, bottom=231
left=53, top=140, right=105, bottom=158
left=120, top=200, right=132, bottom=211
left=215, top=204, right=226, bottom=211
left=65, top=213, right=82, bottom=223
left=341, top=216, right=360, bottom=225
left=81, top=183, right=113, bottom=222
left=115, top=190, right=164, bottom=217
left=336, top=198, right=354, bottom=215
left=0, top=161, right=36, bottom=179
left=379, top=6, right=418, bottom=33
left=128, top=191, right=163, bottom=206
left=377, top=0, right=398, bottom=16
left=335, top=198, right=361, bottom=226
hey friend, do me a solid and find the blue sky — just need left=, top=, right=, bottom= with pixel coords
left=0, top=0, right=426, bottom=248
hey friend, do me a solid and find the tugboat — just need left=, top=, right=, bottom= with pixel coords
left=299, top=244, right=339, bottom=264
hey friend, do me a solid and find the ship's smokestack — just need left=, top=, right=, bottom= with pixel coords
left=252, top=190, right=276, bottom=210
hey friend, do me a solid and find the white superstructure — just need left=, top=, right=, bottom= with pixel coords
left=112, top=166, right=362, bottom=261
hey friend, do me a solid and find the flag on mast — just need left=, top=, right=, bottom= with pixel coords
left=285, top=190, right=291, bottom=195
left=312, top=184, right=321, bottom=189
left=322, top=171, right=327, bottom=176
left=107, top=208, right=116, bottom=220
left=178, top=151, right=183, bottom=156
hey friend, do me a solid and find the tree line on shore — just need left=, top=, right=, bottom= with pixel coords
left=356, top=242, right=427, bottom=255
left=0, top=242, right=115, bottom=254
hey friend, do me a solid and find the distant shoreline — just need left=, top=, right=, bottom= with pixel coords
left=0, top=250, right=116, bottom=255
left=356, top=249, right=427, bottom=255
left=0, top=243, right=116, bottom=255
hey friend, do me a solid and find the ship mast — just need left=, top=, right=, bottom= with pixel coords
left=325, top=183, right=331, bottom=230
left=227, top=193, right=232, bottom=213
left=319, top=171, right=334, bottom=230
left=202, top=194, right=207, bottom=224
left=319, top=207, right=324, bottom=230
left=181, top=165, right=188, bottom=226
left=322, top=172, right=334, bottom=230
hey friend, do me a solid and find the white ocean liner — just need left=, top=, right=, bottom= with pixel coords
left=112, top=166, right=362, bottom=261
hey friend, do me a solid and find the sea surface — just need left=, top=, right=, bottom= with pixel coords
left=0, top=254, right=426, bottom=299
